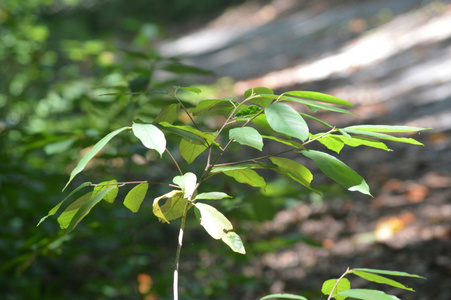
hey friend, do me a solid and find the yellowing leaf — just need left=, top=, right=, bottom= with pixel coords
left=152, top=190, right=186, bottom=223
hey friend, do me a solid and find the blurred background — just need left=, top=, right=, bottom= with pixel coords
left=1, top=0, right=450, bottom=299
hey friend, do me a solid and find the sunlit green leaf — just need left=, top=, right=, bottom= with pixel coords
left=244, top=87, right=274, bottom=98
left=265, top=102, right=309, bottom=141
left=123, top=183, right=148, bottom=213
left=132, top=123, right=166, bottom=157
left=285, top=91, right=353, bottom=107
left=64, top=127, right=129, bottom=190
left=270, top=157, right=313, bottom=189
left=93, top=180, right=119, bottom=203
left=353, top=271, right=414, bottom=291
left=344, top=125, right=429, bottom=133
left=283, top=96, right=354, bottom=114
left=194, top=203, right=245, bottom=254
left=321, top=278, right=351, bottom=300
left=57, top=192, right=93, bottom=229
left=222, top=168, right=266, bottom=188
left=244, top=87, right=275, bottom=107
left=352, top=268, right=425, bottom=279
left=58, top=187, right=115, bottom=232
left=230, top=127, right=264, bottom=151
left=195, top=192, right=231, bottom=200
left=173, top=172, right=197, bottom=199
left=316, top=134, right=390, bottom=153
left=342, top=129, right=424, bottom=145
left=302, top=150, right=371, bottom=196
left=222, top=231, right=246, bottom=254
left=152, top=190, right=186, bottom=223
left=179, top=138, right=208, bottom=164
left=37, top=182, right=92, bottom=226
left=211, top=164, right=262, bottom=173
left=338, top=289, right=401, bottom=300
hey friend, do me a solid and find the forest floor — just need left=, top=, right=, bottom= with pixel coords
left=159, top=0, right=451, bottom=299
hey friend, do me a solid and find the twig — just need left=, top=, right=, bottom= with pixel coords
left=166, top=148, right=183, bottom=176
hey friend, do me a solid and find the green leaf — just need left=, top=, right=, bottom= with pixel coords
left=59, top=187, right=116, bottom=232
left=343, top=125, right=429, bottom=133
left=179, top=138, right=208, bottom=164
left=302, top=150, right=371, bottom=196
left=93, top=180, right=119, bottom=203
left=222, top=231, right=246, bottom=254
left=338, top=289, right=401, bottom=300
left=352, top=271, right=414, bottom=291
left=285, top=91, right=353, bottom=107
left=211, top=164, right=262, bottom=174
left=244, top=87, right=274, bottom=98
left=330, top=135, right=389, bottom=152
left=252, top=114, right=274, bottom=132
left=321, top=278, right=351, bottom=300
left=190, top=98, right=235, bottom=116
left=265, top=102, right=309, bottom=141
left=283, top=96, right=354, bottom=114
left=123, top=183, right=148, bottom=213
left=259, top=294, right=308, bottom=300
left=262, top=135, right=305, bottom=149
left=57, top=192, right=93, bottom=229
left=234, top=105, right=263, bottom=119
left=132, top=123, right=166, bottom=157
left=179, top=86, right=202, bottom=94
left=316, top=135, right=345, bottom=153
left=37, top=182, right=92, bottom=226
left=222, top=168, right=266, bottom=188
left=270, top=157, right=313, bottom=188
left=342, top=129, right=424, bottom=145
left=173, top=172, right=197, bottom=199
left=229, top=127, right=264, bottom=151
left=194, top=202, right=245, bottom=254
left=352, top=268, right=425, bottom=279
left=154, top=103, right=180, bottom=124
left=64, top=127, right=129, bottom=190
left=159, top=122, right=217, bottom=145
left=152, top=190, right=186, bottom=223
left=195, top=192, right=231, bottom=200
left=299, top=112, right=334, bottom=128
left=244, top=87, right=275, bottom=107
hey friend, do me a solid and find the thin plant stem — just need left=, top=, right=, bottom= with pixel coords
left=327, top=267, right=350, bottom=300
left=166, top=148, right=183, bottom=176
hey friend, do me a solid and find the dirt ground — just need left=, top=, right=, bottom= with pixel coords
left=159, top=0, right=451, bottom=298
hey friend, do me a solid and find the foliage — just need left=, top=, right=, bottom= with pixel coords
left=39, top=85, right=428, bottom=298
left=263, top=267, right=425, bottom=300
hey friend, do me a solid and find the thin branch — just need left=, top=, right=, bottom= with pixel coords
left=171, top=89, right=200, bottom=131
left=173, top=191, right=196, bottom=300
left=166, top=148, right=183, bottom=176
left=214, top=147, right=296, bottom=167
left=302, top=127, right=337, bottom=146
